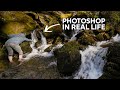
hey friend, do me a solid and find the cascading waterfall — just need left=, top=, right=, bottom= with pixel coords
left=37, top=32, right=51, bottom=53
left=23, top=30, right=39, bottom=60
left=23, top=30, right=63, bottom=60
left=74, top=41, right=108, bottom=79
left=30, top=30, right=38, bottom=53
left=73, top=34, right=120, bottom=79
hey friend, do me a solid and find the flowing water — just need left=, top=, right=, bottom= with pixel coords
left=73, top=34, right=120, bottom=79
left=74, top=41, right=108, bottom=79
left=23, top=30, right=63, bottom=60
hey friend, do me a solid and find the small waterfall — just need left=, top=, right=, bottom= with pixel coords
left=23, top=30, right=63, bottom=60
left=69, top=30, right=83, bottom=41
left=74, top=41, right=108, bottom=79
left=111, top=34, right=120, bottom=42
left=23, top=30, right=39, bottom=60
left=30, top=30, right=38, bottom=53
left=37, top=32, right=51, bottom=53
left=74, top=34, right=120, bottom=79
left=61, top=32, right=69, bottom=40
left=39, top=32, right=47, bottom=45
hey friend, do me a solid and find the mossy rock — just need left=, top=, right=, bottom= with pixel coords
left=96, top=32, right=110, bottom=41
left=20, top=42, right=32, bottom=54
left=100, top=42, right=120, bottom=79
left=54, top=41, right=81, bottom=76
left=0, top=11, right=36, bottom=23
left=1, top=22, right=25, bottom=35
left=96, top=33, right=104, bottom=41
left=38, top=13, right=62, bottom=39
left=103, top=33, right=110, bottom=40
left=105, top=23, right=112, bottom=32
left=1, top=21, right=36, bottom=35
left=60, top=13, right=72, bottom=19
left=109, top=11, right=120, bottom=23
left=0, top=11, right=37, bottom=35
left=74, top=11, right=92, bottom=18
left=78, top=33, right=96, bottom=45
left=108, top=29, right=115, bottom=38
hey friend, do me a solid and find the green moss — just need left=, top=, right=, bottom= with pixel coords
left=110, top=11, right=120, bottom=23
left=2, top=21, right=36, bottom=35
left=0, top=46, right=9, bottom=73
left=0, top=60, right=9, bottom=73
left=0, top=47, right=7, bottom=60
left=78, top=33, right=96, bottom=45
left=60, top=13, right=72, bottom=19
left=105, top=23, right=111, bottom=31
left=100, top=42, right=120, bottom=79
left=0, top=11, right=37, bottom=35
left=2, top=22, right=25, bottom=35
left=54, top=41, right=81, bottom=76
left=108, top=29, right=115, bottom=38
left=96, top=33, right=104, bottom=41
left=103, top=33, right=110, bottom=40
left=20, top=42, right=32, bottom=54
left=75, top=11, right=92, bottom=17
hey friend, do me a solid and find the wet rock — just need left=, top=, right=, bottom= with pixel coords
left=100, top=42, right=120, bottom=79
left=0, top=57, right=61, bottom=79
left=78, top=32, right=96, bottom=45
left=0, top=11, right=37, bottom=35
left=54, top=41, right=81, bottom=76
left=20, top=42, right=32, bottom=54
left=96, top=32, right=110, bottom=41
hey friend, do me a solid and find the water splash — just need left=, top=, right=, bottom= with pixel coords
left=69, top=30, right=83, bottom=41
left=23, top=30, right=63, bottom=60
left=37, top=32, right=51, bottom=53
left=111, top=34, right=120, bottom=42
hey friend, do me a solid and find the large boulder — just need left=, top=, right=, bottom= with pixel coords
left=54, top=41, right=81, bottom=76
left=0, top=11, right=37, bottom=35
left=100, top=42, right=120, bottom=79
